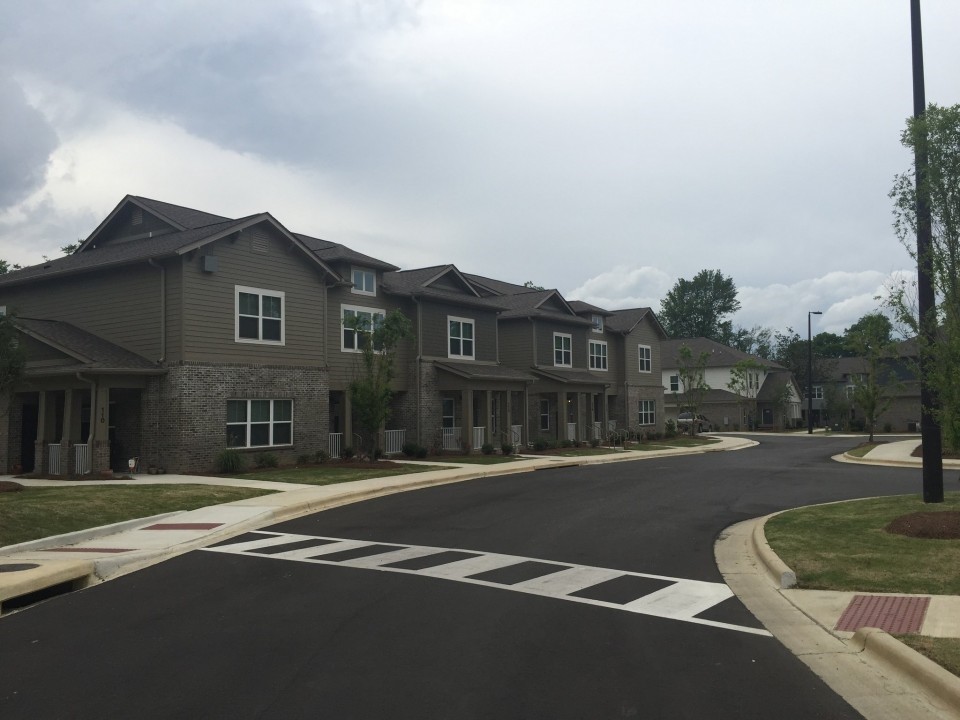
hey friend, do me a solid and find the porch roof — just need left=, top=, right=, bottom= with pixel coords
left=532, top=367, right=610, bottom=387
left=434, top=361, right=535, bottom=382
left=16, top=318, right=165, bottom=376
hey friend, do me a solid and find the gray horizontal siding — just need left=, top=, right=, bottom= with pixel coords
left=418, top=300, right=497, bottom=362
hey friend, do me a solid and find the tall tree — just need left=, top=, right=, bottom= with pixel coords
left=659, top=269, right=740, bottom=343
left=846, top=317, right=899, bottom=442
left=731, top=325, right=774, bottom=359
left=346, top=309, right=413, bottom=458
left=843, top=313, right=892, bottom=350
left=811, top=332, right=849, bottom=358
left=890, top=102, right=960, bottom=453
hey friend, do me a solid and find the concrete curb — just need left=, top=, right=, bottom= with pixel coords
left=853, top=627, right=960, bottom=717
left=750, top=513, right=796, bottom=589
left=0, top=512, right=182, bottom=554
left=753, top=515, right=960, bottom=717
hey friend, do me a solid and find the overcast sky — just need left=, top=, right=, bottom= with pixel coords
left=2, top=1, right=959, bottom=337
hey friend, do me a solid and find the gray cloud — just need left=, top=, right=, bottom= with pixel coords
left=0, top=75, right=59, bottom=208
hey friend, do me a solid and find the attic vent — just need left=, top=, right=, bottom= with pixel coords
left=251, top=237, right=270, bottom=254
left=132, top=208, right=143, bottom=226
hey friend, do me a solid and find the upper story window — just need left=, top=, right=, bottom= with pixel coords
left=448, top=316, right=475, bottom=359
left=554, top=333, right=572, bottom=367
left=589, top=340, right=608, bottom=370
left=812, top=385, right=824, bottom=399
left=351, top=267, right=376, bottom=296
left=846, top=385, right=855, bottom=398
left=669, top=374, right=679, bottom=392
left=342, top=304, right=385, bottom=352
left=638, top=344, right=652, bottom=373
left=591, top=314, right=604, bottom=333
left=236, top=286, right=284, bottom=345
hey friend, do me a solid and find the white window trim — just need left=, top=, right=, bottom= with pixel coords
left=553, top=332, right=572, bottom=368
left=235, top=285, right=285, bottom=346
left=638, top=399, right=656, bottom=426
left=341, top=304, right=386, bottom=353
left=638, top=344, right=652, bottom=373
left=447, top=315, right=476, bottom=360
left=591, top=314, right=604, bottom=333
left=812, top=385, right=823, bottom=399
left=350, top=266, right=376, bottom=296
left=669, top=375, right=679, bottom=392
left=588, top=339, right=608, bottom=371
left=226, top=399, right=294, bottom=448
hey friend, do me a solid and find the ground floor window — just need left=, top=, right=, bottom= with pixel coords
left=442, top=397, right=456, bottom=428
left=638, top=399, right=656, bottom=426
left=540, top=398, right=550, bottom=431
left=227, top=399, right=293, bottom=448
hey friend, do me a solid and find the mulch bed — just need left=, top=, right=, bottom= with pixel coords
left=0, top=480, right=24, bottom=493
left=910, top=445, right=960, bottom=459
left=886, top=511, right=960, bottom=540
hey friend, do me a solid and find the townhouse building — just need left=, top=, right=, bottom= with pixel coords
left=0, top=195, right=669, bottom=475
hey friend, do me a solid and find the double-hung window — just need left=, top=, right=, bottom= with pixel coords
left=342, top=305, right=385, bottom=352
left=638, top=344, right=652, bottom=373
left=591, top=314, right=604, bottom=333
left=226, top=399, right=293, bottom=448
left=669, top=375, right=680, bottom=392
left=554, top=333, right=572, bottom=367
left=540, top=399, right=550, bottom=431
left=351, top=267, right=376, bottom=296
left=638, top=400, right=656, bottom=426
left=236, top=286, right=284, bottom=344
left=448, top=317, right=475, bottom=359
left=589, top=340, right=608, bottom=370
left=812, top=385, right=823, bottom=399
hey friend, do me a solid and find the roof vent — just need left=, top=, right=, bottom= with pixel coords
left=132, top=208, right=143, bottom=226
left=251, top=237, right=270, bottom=254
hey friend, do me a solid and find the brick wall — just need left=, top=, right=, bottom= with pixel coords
left=155, top=362, right=329, bottom=472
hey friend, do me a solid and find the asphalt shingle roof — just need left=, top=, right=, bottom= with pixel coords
left=132, top=196, right=230, bottom=229
left=661, top=337, right=782, bottom=369
left=434, top=361, right=536, bottom=382
left=16, top=318, right=163, bottom=374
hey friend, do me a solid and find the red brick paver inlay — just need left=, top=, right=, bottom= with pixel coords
left=44, top=547, right=133, bottom=554
left=835, top=594, right=930, bottom=634
left=143, top=523, right=224, bottom=531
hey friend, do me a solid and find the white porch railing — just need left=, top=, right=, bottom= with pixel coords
left=49, top=443, right=62, bottom=475
left=472, top=426, right=485, bottom=449
left=511, top=424, right=522, bottom=448
left=75, top=443, right=91, bottom=475
left=592, top=421, right=602, bottom=439
left=566, top=422, right=577, bottom=441
left=384, top=429, right=405, bottom=455
left=328, top=433, right=343, bottom=458
left=607, top=420, right=617, bottom=432
left=442, top=427, right=461, bottom=451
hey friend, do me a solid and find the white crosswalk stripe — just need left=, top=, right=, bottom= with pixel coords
left=202, top=532, right=771, bottom=636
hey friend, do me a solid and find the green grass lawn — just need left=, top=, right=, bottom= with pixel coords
left=846, top=442, right=885, bottom=458
left=765, top=492, right=960, bottom=595
left=244, top=462, right=436, bottom=485
left=0, top=485, right=276, bottom=548
left=424, top=455, right=521, bottom=465
left=630, top=436, right=720, bottom=452
left=896, top=635, right=960, bottom=678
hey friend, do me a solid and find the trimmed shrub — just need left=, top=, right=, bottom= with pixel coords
left=342, top=446, right=356, bottom=460
left=215, top=449, right=246, bottom=474
left=560, top=439, right=573, bottom=448
left=500, top=443, right=514, bottom=455
left=481, top=442, right=495, bottom=455
left=665, top=419, right=677, bottom=438
left=315, top=450, right=330, bottom=464
left=402, top=442, right=420, bottom=457
left=533, top=439, right=548, bottom=452
left=253, top=452, right=279, bottom=468
left=372, top=448, right=384, bottom=461
left=883, top=422, right=893, bottom=433
left=296, top=454, right=312, bottom=465
left=590, top=437, right=600, bottom=448
left=416, top=446, right=428, bottom=459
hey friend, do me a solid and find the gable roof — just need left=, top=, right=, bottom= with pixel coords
left=567, top=300, right=613, bottom=316
left=493, top=289, right=590, bottom=325
left=757, top=370, right=801, bottom=402
left=606, top=307, right=668, bottom=338
left=462, top=273, right=533, bottom=296
left=661, top=337, right=783, bottom=370
left=297, top=233, right=398, bottom=272
left=0, top=208, right=340, bottom=289
left=383, top=265, right=508, bottom=310
left=16, top=318, right=165, bottom=376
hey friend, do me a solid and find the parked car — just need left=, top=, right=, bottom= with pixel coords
left=677, top=412, right=712, bottom=433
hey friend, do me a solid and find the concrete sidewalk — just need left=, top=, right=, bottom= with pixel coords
left=0, top=435, right=753, bottom=610
left=836, top=436, right=960, bottom=470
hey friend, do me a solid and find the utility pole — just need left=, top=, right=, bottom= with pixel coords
left=910, top=0, right=944, bottom=502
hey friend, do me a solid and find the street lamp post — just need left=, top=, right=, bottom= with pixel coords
left=807, top=311, right=822, bottom=434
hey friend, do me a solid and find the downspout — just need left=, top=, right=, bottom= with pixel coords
left=413, top=296, right=423, bottom=446
left=147, top=259, right=166, bottom=363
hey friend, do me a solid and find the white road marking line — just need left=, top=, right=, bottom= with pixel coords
left=202, top=532, right=771, bottom=636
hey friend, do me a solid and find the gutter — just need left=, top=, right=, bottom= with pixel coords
left=147, top=259, right=166, bottom=363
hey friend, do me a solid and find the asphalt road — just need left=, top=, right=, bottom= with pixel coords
left=0, top=436, right=923, bottom=719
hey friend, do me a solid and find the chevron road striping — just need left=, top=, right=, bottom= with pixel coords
left=202, top=531, right=771, bottom=636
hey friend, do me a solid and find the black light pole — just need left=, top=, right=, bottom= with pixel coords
left=807, top=311, right=822, bottom=434
left=911, top=0, right=944, bottom=502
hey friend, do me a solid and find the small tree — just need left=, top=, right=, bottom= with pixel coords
left=771, top=383, right=794, bottom=431
left=727, top=358, right=764, bottom=430
left=346, top=309, right=413, bottom=459
left=675, top=344, right=710, bottom=436
left=846, top=315, right=899, bottom=443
